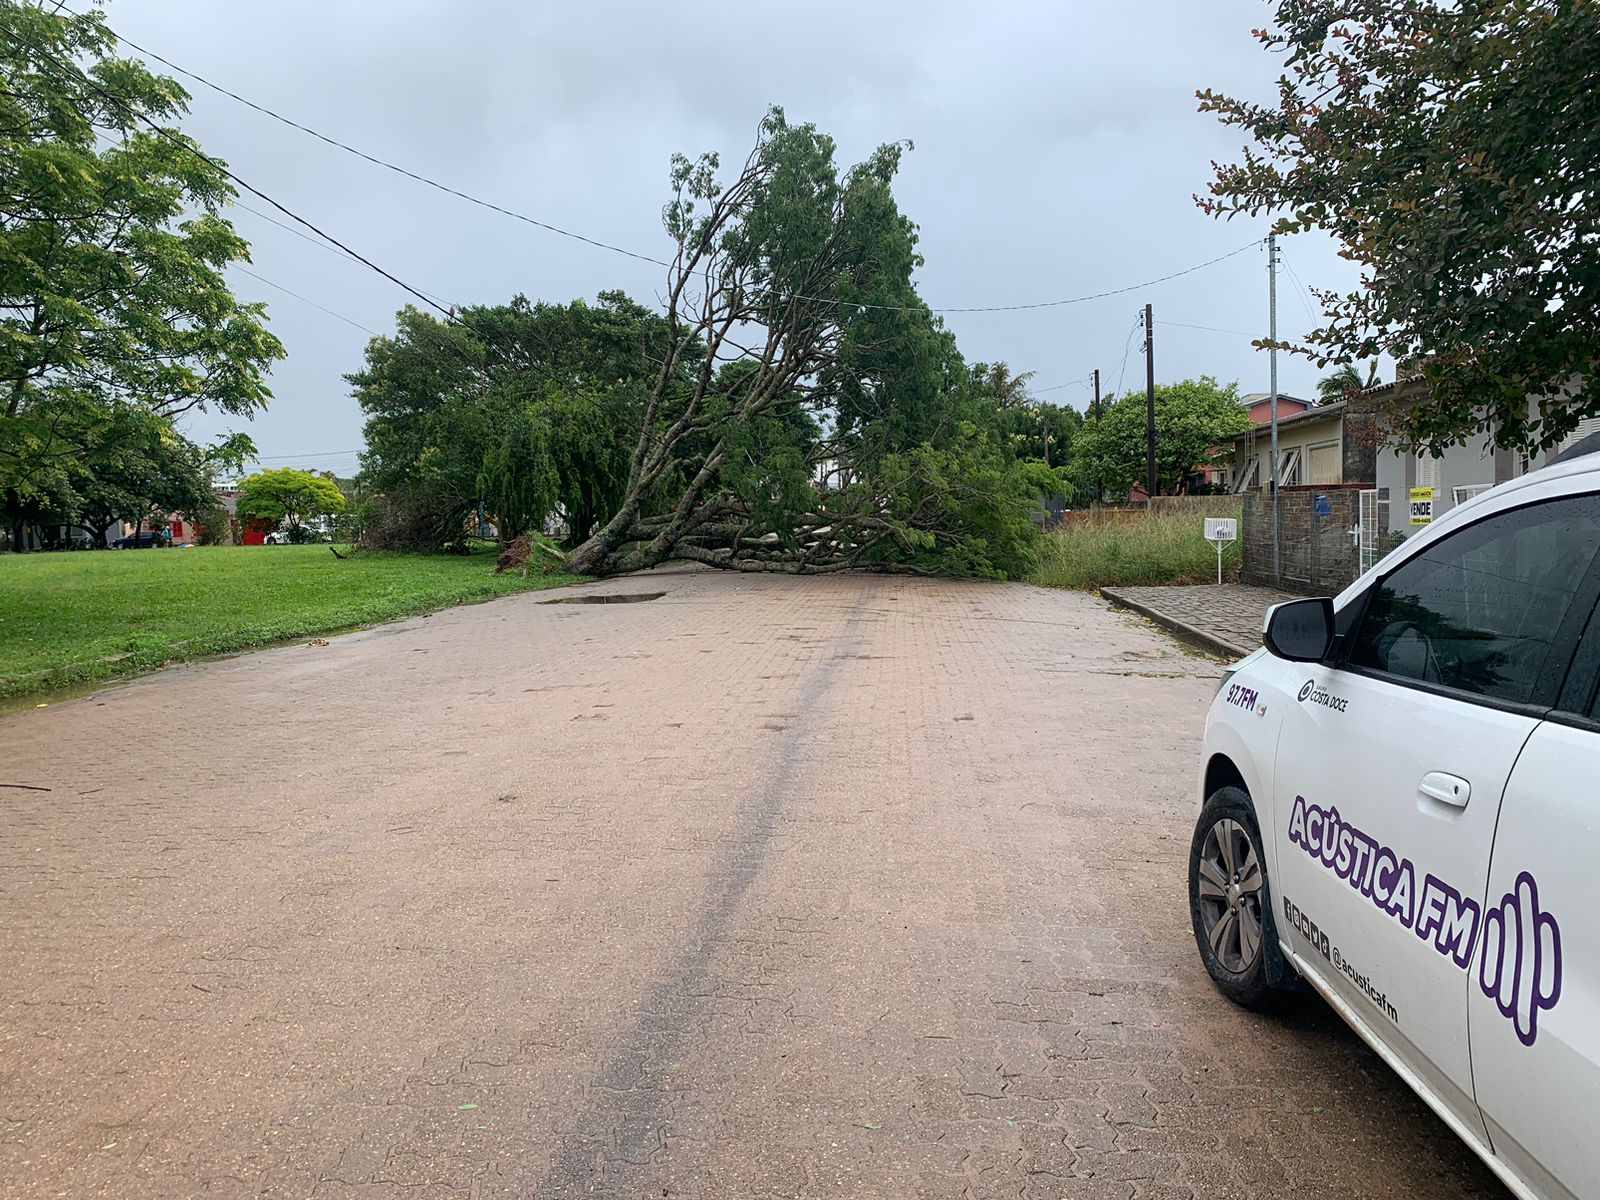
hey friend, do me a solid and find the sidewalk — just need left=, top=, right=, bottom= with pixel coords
left=1099, top=583, right=1299, bottom=659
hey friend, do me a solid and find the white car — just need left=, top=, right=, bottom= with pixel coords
left=1192, top=449, right=1600, bottom=1200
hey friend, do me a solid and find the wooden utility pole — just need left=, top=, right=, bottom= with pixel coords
left=1144, top=303, right=1157, bottom=499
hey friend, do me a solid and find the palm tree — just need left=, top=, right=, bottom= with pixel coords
left=981, top=362, right=1037, bottom=410
left=1316, top=362, right=1380, bottom=405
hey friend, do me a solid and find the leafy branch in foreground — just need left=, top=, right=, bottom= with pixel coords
left=1199, top=0, right=1598, bottom=452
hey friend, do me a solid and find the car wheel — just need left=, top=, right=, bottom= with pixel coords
left=1189, top=785, right=1281, bottom=1008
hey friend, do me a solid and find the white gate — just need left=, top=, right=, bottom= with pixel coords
left=1358, top=488, right=1381, bottom=575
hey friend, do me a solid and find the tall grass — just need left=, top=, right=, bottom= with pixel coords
left=1029, top=509, right=1241, bottom=590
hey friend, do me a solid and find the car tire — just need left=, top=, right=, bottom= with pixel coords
left=1189, top=785, right=1285, bottom=1009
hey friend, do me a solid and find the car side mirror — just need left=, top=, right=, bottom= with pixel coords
left=1263, top=598, right=1335, bottom=663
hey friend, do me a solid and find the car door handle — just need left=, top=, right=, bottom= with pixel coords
left=1419, top=772, right=1471, bottom=808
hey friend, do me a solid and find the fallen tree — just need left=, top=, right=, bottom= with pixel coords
left=562, top=108, right=1056, bottom=579
left=349, top=109, right=1064, bottom=575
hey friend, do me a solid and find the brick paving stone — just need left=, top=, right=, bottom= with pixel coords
left=1100, top=583, right=1301, bottom=658
left=0, top=568, right=1506, bottom=1198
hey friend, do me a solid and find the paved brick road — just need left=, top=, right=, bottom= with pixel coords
left=0, top=570, right=1504, bottom=1199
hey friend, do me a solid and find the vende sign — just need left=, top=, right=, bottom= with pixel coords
left=1409, top=486, right=1435, bottom=525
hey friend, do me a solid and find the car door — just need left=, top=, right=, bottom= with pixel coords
left=1271, top=493, right=1600, bottom=1140
left=1468, top=611, right=1600, bottom=1200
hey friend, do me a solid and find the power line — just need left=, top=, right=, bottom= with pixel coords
left=899, top=241, right=1264, bottom=315
left=17, top=24, right=455, bottom=323
left=234, top=200, right=362, bottom=265
left=1280, top=254, right=1320, bottom=325
left=1032, top=376, right=1092, bottom=395
left=88, top=14, right=1265, bottom=317
left=234, top=267, right=381, bottom=335
left=1156, top=318, right=1254, bottom=337
left=1112, top=312, right=1142, bottom=400
left=97, top=22, right=675, bottom=270
left=253, top=450, right=362, bottom=460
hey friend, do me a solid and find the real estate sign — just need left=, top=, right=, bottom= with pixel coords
left=1409, top=486, right=1435, bottom=525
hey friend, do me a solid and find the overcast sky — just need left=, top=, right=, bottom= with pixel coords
left=99, top=0, right=1367, bottom=478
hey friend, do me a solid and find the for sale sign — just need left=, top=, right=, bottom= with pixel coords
left=1409, top=486, right=1435, bottom=525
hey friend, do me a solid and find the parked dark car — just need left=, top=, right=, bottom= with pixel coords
left=111, top=531, right=166, bottom=549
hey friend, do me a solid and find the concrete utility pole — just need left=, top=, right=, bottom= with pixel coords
left=1268, top=232, right=1281, bottom=577
left=1144, top=303, right=1157, bottom=499
left=1092, top=368, right=1102, bottom=505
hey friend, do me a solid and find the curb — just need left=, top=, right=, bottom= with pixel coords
left=1098, top=587, right=1253, bottom=661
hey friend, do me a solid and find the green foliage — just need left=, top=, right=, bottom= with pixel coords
left=0, top=0, right=283, bottom=543
left=1070, top=377, right=1249, bottom=498
left=1030, top=509, right=1242, bottom=590
left=0, top=544, right=579, bottom=700
left=350, top=293, right=668, bottom=549
left=1200, top=1, right=1599, bottom=452
left=236, top=468, right=346, bottom=529
left=972, top=361, right=1084, bottom=467
left=566, top=108, right=1055, bottom=579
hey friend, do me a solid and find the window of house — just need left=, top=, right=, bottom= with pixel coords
left=1415, top=451, right=1442, bottom=491
left=1278, top=448, right=1303, bottom=487
left=1232, top=456, right=1260, bottom=493
left=1348, top=495, right=1600, bottom=704
left=1308, top=441, right=1342, bottom=485
left=1560, top=416, right=1600, bottom=453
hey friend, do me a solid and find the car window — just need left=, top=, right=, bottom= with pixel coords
left=1348, top=495, right=1600, bottom=704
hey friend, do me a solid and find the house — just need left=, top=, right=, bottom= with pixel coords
left=1226, top=396, right=1375, bottom=492
left=1196, top=393, right=1311, bottom=491
left=1365, top=374, right=1591, bottom=535
left=1243, top=391, right=1313, bottom=426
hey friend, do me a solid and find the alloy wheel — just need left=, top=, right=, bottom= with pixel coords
left=1196, top=817, right=1264, bottom=973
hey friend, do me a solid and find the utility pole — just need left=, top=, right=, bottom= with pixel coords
left=1268, top=232, right=1281, bottom=578
left=1092, top=368, right=1102, bottom=505
left=1144, top=303, right=1157, bottom=500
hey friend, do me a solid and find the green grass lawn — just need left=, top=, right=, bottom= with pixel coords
left=0, top=544, right=580, bottom=701
left=1029, top=510, right=1241, bottom=590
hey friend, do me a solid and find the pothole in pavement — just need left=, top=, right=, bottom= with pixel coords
left=540, top=592, right=667, bottom=605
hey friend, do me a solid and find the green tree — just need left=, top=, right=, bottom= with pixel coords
left=350, top=293, right=671, bottom=550
left=0, top=1, right=283, bottom=549
left=236, top=468, right=346, bottom=532
left=70, top=413, right=241, bottom=546
left=1070, top=377, right=1249, bottom=498
left=1199, top=0, right=1599, bottom=453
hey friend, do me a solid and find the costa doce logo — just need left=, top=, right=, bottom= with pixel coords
left=1298, top=679, right=1349, bottom=711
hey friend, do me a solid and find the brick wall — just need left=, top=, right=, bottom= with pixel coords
left=1146, top=495, right=1244, bottom=519
left=1241, top=485, right=1363, bottom=595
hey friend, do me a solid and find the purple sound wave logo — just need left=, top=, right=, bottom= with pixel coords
left=1286, top=795, right=1562, bottom=1046
left=1479, top=871, right=1562, bottom=1047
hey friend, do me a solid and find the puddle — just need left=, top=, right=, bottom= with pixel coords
left=541, top=592, right=666, bottom=605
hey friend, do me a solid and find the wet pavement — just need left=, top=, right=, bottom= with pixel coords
left=1099, top=584, right=1300, bottom=660
left=0, top=568, right=1506, bottom=1198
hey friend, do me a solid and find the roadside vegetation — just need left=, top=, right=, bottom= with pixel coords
left=1029, top=510, right=1240, bottom=591
left=0, top=546, right=577, bottom=701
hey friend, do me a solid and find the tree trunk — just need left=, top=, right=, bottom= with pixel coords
left=565, top=497, right=641, bottom=576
